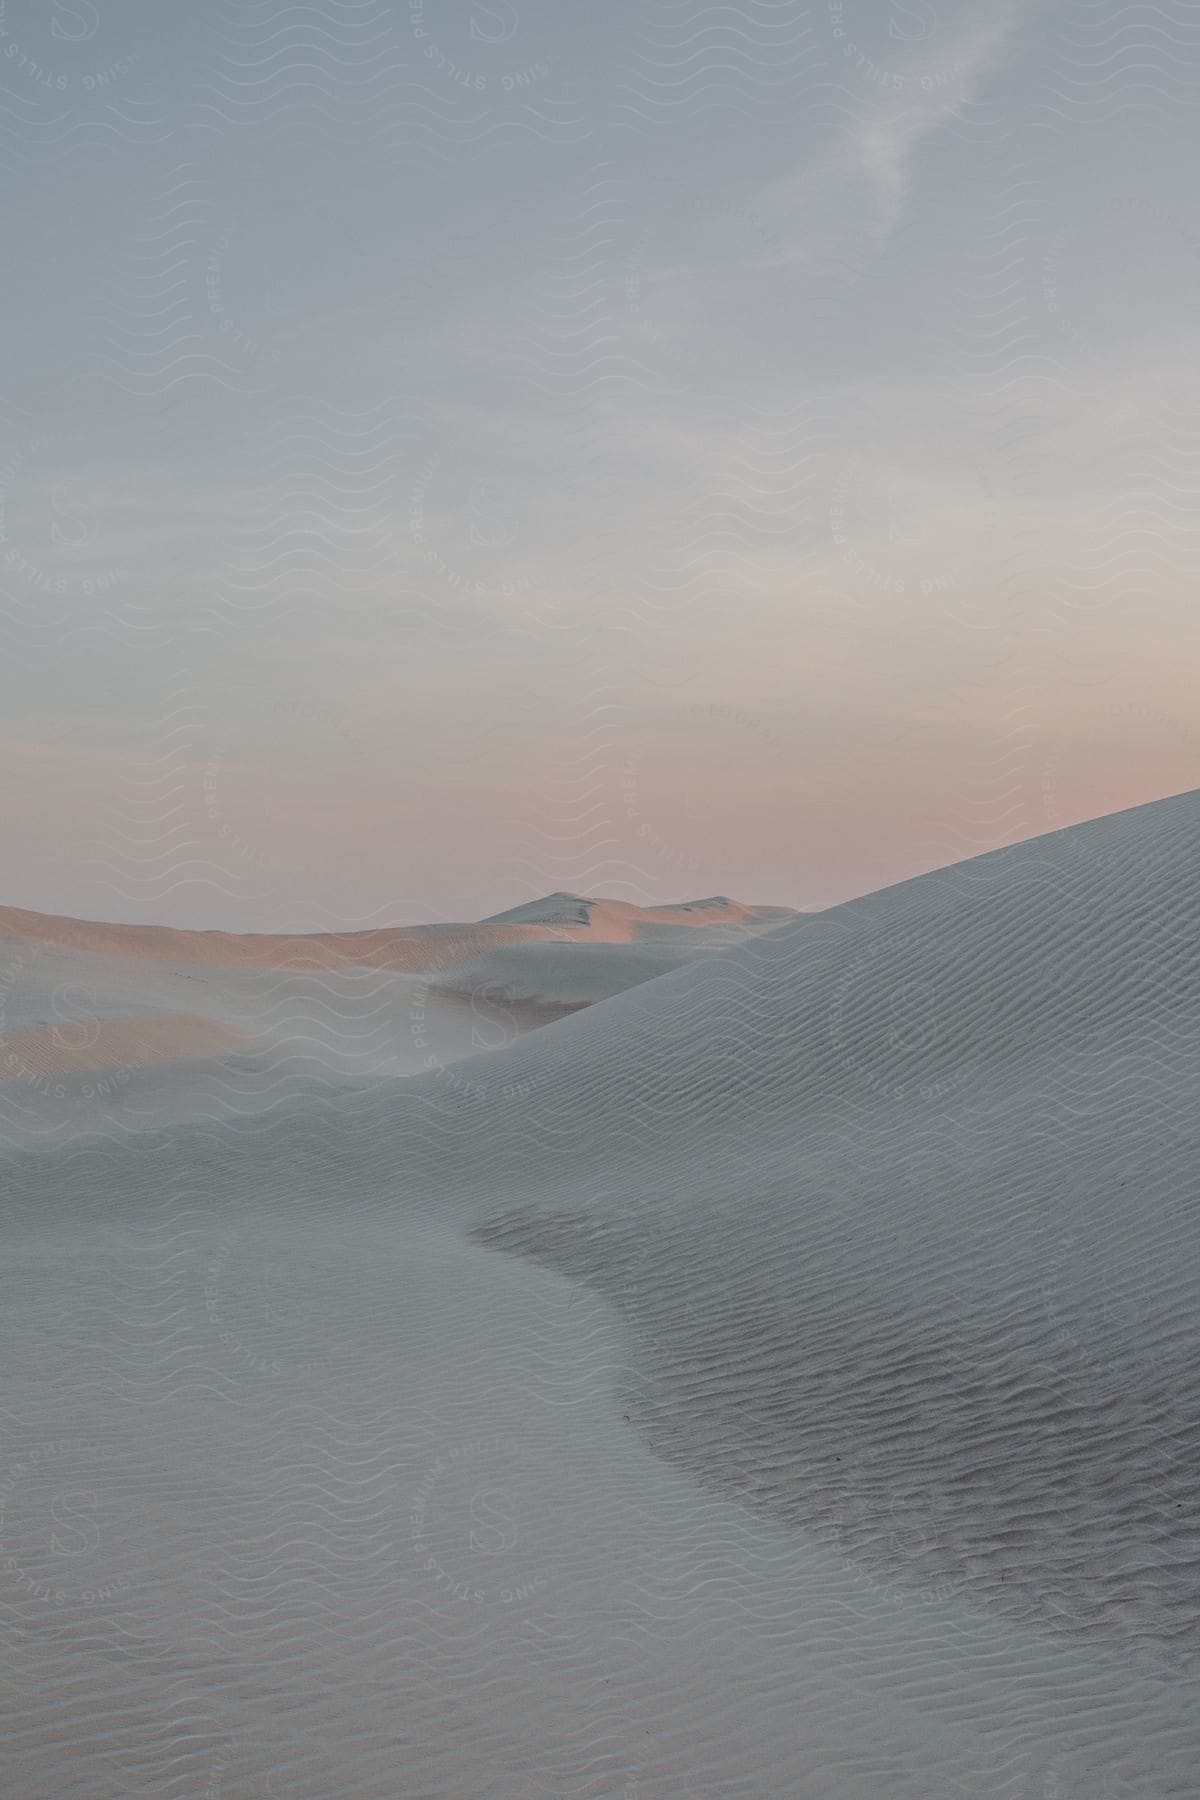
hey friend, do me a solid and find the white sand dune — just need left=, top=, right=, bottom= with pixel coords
left=430, top=896, right=798, bottom=1010
left=1, top=798, right=1198, bottom=1794
left=0, top=890, right=794, bottom=968
left=482, top=890, right=796, bottom=937
left=428, top=939, right=689, bottom=1009
left=0, top=891, right=788, bottom=1147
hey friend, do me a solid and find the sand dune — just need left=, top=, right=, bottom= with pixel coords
left=0, top=890, right=789, bottom=1143
left=482, top=890, right=796, bottom=938
left=427, top=918, right=798, bottom=1011
left=0, top=890, right=796, bottom=970
left=0, top=1013, right=249, bottom=1081
left=428, top=939, right=689, bottom=1009
left=1, top=801, right=1197, bottom=1794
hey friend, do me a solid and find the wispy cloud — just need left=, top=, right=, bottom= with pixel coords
left=762, top=0, right=1039, bottom=246
left=858, top=0, right=1037, bottom=230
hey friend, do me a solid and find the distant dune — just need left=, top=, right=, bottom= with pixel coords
left=0, top=891, right=795, bottom=1133
left=482, top=890, right=796, bottom=936
left=0, top=890, right=795, bottom=969
left=434, top=893, right=798, bottom=1009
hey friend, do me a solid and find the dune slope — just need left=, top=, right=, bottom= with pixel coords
left=1, top=796, right=1197, bottom=1795
left=438, top=789, right=1200, bottom=1666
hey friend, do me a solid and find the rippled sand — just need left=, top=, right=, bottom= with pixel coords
left=1, top=798, right=1198, bottom=1794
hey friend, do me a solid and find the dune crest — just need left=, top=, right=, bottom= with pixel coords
left=0, top=890, right=795, bottom=969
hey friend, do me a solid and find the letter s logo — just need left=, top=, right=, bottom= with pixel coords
left=887, top=498, right=926, bottom=548
left=50, top=484, right=94, bottom=550
left=468, top=1487, right=518, bottom=1554
left=889, top=1, right=937, bottom=42
left=51, top=984, right=100, bottom=1052
left=261, top=1259, right=295, bottom=1328
left=468, top=479, right=518, bottom=549
left=469, top=982, right=519, bottom=1052
left=471, top=1, right=519, bottom=47
left=50, top=1490, right=100, bottom=1557
left=52, top=0, right=101, bottom=42
left=888, top=978, right=937, bottom=1052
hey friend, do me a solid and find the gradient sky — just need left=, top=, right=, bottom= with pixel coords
left=2, top=0, right=1198, bottom=929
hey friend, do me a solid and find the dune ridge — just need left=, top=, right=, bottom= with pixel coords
left=0, top=890, right=797, bottom=970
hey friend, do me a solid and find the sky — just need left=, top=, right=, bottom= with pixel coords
left=1, top=0, right=1199, bottom=929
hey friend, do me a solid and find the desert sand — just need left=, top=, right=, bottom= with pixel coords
left=1, top=801, right=1197, bottom=1795
left=0, top=891, right=794, bottom=1148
